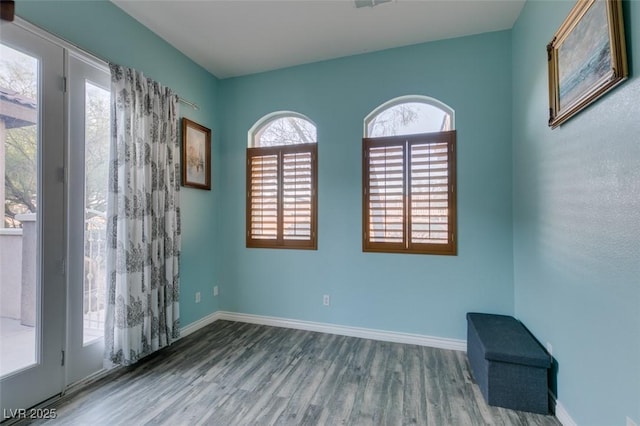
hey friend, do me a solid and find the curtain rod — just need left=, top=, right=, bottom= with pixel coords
left=178, top=97, right=199, bottom=111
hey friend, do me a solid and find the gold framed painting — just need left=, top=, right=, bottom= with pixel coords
left=181, top=118, right=211, bottom=190
left=547, top=0, right=628, bottom=128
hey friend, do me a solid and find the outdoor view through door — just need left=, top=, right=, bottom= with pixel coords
left=80, top=81, right=110, bottom=345
left=0, top=41, right=40, bottom=377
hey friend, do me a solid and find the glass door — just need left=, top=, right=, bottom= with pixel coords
left=66, top=53, right=110, bottom=384
left=0, top=21, right=66, bottom=412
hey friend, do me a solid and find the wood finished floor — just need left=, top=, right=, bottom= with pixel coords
left=32, top=321, right=560, bottom=426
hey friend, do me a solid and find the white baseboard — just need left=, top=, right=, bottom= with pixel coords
left=180, top=311, right=223, bottom=338
left=214, top=311, right=466, bottom=352
left=555, top=400, right=578, bottom=426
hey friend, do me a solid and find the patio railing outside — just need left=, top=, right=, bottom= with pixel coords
left=0, top=211, right=107, bottom=376
left=83, top=211, right=107, bottom=343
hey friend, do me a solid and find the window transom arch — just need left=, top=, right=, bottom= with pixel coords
left=362, top=95, right=457, bottom=255
left=249, top=111, right=317, bottom=147
left=246, top=111, right=318, bottom=250
left=364, top=95, right=455, bottom=138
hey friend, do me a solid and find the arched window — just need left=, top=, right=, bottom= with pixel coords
left=362, top=96, right=457, bottom=255
left=364, top=95, right=454, bottom=137
left=247, top=112, right=317, bottom=250
left=251, top=112, right=317, bottom=147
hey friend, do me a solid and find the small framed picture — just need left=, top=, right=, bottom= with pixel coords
left=547, top=0, right=628, bottom=128
left=181, top=118, right=211, bottom=190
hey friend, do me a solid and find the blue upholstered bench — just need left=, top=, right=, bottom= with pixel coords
left=466, top=312, right=551, bottom=414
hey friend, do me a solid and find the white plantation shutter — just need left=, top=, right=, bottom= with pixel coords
left=247, top=143, right=317, bottom=249
left=363, top=131, right=456, bottom=255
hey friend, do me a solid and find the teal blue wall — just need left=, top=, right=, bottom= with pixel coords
left=512, top=1, right=640, bottom=424
left=18, top=2, right=639, bottom=422
left=16, top=1, right=223, bottom=326
left=218, top=31, right=514, bottom=340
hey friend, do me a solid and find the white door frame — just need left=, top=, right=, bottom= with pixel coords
left=0, top=19, right=67, bottom=413
left=1, top=17, right=110, bottom=412
left=65, top=51, right=110, bottom=385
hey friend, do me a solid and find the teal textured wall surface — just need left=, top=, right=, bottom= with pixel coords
left=12, top=1, right=640, bottom=422
left=16, top=1, right=222, bottom=326
left=219, top=30, right=515, bottom=340
left=512, top=1, right=640, bottom=424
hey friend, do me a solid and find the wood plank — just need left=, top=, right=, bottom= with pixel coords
left=31, top=321, right=561, bottom=426
left=401, top=344, right=428, bottom=425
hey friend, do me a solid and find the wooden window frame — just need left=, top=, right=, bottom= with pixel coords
left=362, top=131, right=457, bottom=255
left=247, top=143, right=318, bottom=250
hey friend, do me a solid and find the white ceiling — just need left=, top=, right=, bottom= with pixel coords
left=111, top=0, right=525, bottom=79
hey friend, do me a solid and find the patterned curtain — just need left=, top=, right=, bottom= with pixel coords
left=104, top=64, right=181, bottom=366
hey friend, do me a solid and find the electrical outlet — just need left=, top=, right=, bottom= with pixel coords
left=195, top=292, right=201, bottom=303
left=213, top=285, right=219, bottom=297
left=546, top=342, right=553, bottom=356
left=323, top=295, right=330, bottom=306
left=627, top=416, right=638, bottom=426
